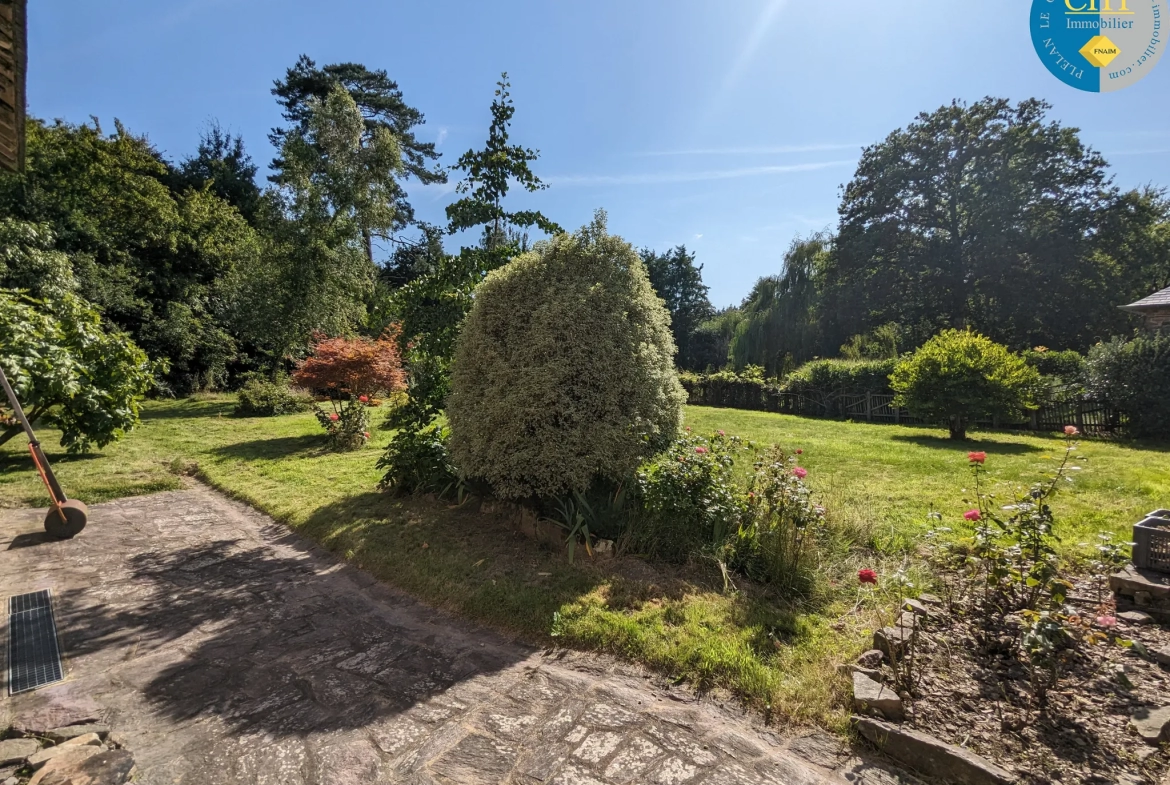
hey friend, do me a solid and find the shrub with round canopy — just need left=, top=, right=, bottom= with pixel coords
left=448, top=212, right=686, bottom=500
left=890, top=329, right=1040, bottom=440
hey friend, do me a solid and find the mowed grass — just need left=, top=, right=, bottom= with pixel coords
left=2, top=397, right=1167, bottom=730
left=685, top=407, right=1170, bottom=556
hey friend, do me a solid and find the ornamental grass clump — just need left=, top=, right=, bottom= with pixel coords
left=292, top=329, right=406, bottom=451
left=447, top=212, right=686, bottom=500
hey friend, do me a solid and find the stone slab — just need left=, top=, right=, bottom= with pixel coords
left=34, top=750, right=135, bottom=785
left=854, top=716, right=1015, bottom=785
left=0, top=738, right=40, bottom=766
left=852, top=673, right=904, bottom=722
left=1131, top=706, right=1170, bottom=744
left=45, top=725, right=110, bottom=744
left=1111, top=565, right=1170, bottom=600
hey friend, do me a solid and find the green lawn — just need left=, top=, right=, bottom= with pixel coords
left=2, top=397, right=1167, bottom=731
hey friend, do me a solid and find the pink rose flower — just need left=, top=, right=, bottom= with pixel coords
left=1064, top=425, right=1079, bottom=436
left=964, top=509, right=981, bottom=521
left=1096, top=615, right=1117, bottom=628
left=359, top=395, right=369, bottom=403
left=329, top=413, right=340, bottom=422
left=793, top=467, right=808, bottom=479
left=695, top=446, right=708, bottom=454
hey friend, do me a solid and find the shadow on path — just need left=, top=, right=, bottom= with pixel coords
left=52, top=524, right=526, bottom=737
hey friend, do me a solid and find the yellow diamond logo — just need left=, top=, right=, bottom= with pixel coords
left=1080, top=35, right=1121, bottom=68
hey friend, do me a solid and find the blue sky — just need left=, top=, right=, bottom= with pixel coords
left=29, top=0, right=1170, bottom=307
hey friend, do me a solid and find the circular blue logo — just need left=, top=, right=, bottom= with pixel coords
left=1031, top=0, right=1165, bottom=92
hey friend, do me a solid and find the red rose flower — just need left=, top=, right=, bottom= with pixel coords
left=968, top=451, right=986, bottom=464
left=858, top=569, right=878, bottom=585
left=329, top=413, right=340, bottom=422
left=359, top=395, right=369, bottom=403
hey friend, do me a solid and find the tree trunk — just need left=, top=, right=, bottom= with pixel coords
left=0, top=423, right=24, bottom=448
left=948, top=415, right=967, bottom=441
left=362, top=228, right=374, bottom=266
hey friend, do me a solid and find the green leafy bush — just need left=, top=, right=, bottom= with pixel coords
left=1085, top=332, right=1170, bottom=438
left=779, top=358, right=898, bottom=416
left=678, top=368, right=769, bottom=409
left=0, top=290, right=155, bottom=452
left=781, top=358, right=897, bottom=396
left=891, top=330, right=1039, bottom=440
left=627, top=431, right=754, bottom=564
left=234, top=375, right=313, bottom=417
left=377, top=425, right=459, bottom=495
left=447, top=213, right=686, bottom=499
left=1022, top=348, right=1085, bottom=383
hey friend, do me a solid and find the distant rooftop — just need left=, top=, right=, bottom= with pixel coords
left=1121, top=286, right=1170, bottom=312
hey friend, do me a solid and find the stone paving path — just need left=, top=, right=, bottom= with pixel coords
left=0, top=487, right=918, bottom=785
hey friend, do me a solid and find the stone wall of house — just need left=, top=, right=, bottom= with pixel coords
left=1144, top=307, right=1170, bottom=332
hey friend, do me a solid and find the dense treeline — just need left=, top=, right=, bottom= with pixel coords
left=711, top=98, right=1170, bottom=374
left=2, top=80, right=1166, bottom=399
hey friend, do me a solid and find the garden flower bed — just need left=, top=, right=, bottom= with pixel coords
left=855, top=579, right=1170, bottom=783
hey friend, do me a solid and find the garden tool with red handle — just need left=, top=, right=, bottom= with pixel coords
left=0, top=366, right=88, bottom=538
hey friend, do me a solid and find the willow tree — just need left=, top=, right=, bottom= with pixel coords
left=730, top=233, right=830, bottom=375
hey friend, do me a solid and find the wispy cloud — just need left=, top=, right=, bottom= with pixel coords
left=435, top=127, right=449, bottom=148
left=641, top=143, right=862, bottom=157
left=694, top=233, right=704, bottom=240
left=545, top=160, right=852, bottom=187
left=722, top=0, right=789, bottom=92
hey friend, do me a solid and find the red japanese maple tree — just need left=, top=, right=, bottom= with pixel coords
left=292, top=329, right=406, bottom=450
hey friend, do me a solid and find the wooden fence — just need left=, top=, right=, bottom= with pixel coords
left=685, top=385, right=1124, bottom=435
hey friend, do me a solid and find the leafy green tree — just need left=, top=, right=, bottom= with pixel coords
left=235, top=87, right=401, bottom=360
left=730, top=233, right=829, bottom=374
left=0, top=218, right=75, bottom=299
left=447, top=212, right=685, bottom=499
left=1097, top=186, right=1170, bottom=295
left=385, top=74, right=560, bottom=439
left=689, top=307, right=742, bottom=371
left=445, top=73, right=560, bottom=244
left=379, top=223, right=446, bottom=289
left=639, top=245, right=714, bottom=369
left=0, top=118, right=262, bottom=394
left=0, top=291, right=154, bottom=452
left=275, top=84, right=402, bottom=264
left=840, top=323, right=903, bottom=360
left=175, top=122, right=261, bottom=222
left=890, top=329, right=1040, bottom=440
left=826, top=98, right=1153, bottom=352
left=271, top=55, right=445, bottom=233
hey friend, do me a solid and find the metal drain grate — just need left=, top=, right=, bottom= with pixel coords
left=7, top=589, right=64, bottom=694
